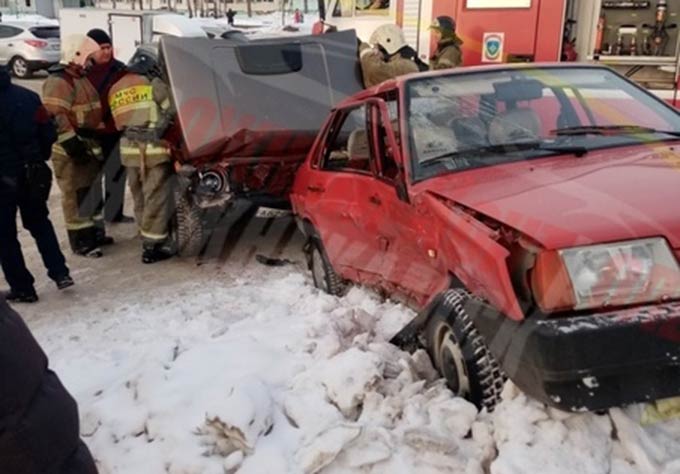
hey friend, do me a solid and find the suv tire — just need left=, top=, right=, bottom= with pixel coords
left=11, top=56, right=31, bottom=79
left=173, top=189, right=206, bottom=257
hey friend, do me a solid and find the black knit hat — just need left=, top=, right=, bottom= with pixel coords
left=87, top=28, right=112, bottom=46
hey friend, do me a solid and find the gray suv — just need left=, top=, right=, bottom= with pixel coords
left=0, top=21, right=60, bottom=78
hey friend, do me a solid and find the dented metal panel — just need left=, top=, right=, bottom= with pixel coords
left=160, top=31, right=363, bottom=161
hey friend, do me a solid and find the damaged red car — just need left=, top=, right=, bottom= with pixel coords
left=291, top=64, right=680, bottom=412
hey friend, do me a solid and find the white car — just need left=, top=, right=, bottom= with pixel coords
left=0, top=21, right=60, bottom=78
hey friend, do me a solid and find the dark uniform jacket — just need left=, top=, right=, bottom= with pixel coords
left=0, top=68, right=56, bottom=176
left=0, top=300, right=98, bottom=474
left=430, top=36, right=464, bottom=70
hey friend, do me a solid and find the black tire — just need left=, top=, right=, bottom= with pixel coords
left=173, top=189, right=206, bottom=257
left=11, top=57, right=31, bottom=79
left=425, top=289, right=506, bottom=411
left=309, top=239, right=346, bottom=296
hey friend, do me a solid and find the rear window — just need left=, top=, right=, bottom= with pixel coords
left=30, top=26, right=60, bottom=39
left=235, top=43, right=302, bottom=75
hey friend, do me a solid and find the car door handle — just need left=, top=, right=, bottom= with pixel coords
left=369, top=195, right=382, bottom=206
left=307, top=185, right=325, bottom=193
left=378, top=236, right=390, bottom=251
left=7, top=43, right=13, bottom=47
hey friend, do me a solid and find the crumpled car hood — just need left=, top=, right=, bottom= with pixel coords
left=423, top=144, right=680, bottom=250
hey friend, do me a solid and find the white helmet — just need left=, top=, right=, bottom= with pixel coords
left=369, top=24, right=407, bottom=56
left=61, top=34, right=100, bottom=67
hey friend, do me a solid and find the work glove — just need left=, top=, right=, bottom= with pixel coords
left=61, top=136, right=95, bottom=164
left=400, top=46, right=429, bottom=72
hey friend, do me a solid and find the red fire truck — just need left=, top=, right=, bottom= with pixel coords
left=317, top=0, right=680, bottom=105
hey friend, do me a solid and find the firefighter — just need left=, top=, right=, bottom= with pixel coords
left=108, top=47, right=175, bottom=264
left=429, top=15, right=464, bottom=70
left=43, top=34, right=113, bottom=258
left=359, top=24, right=426, bottom=88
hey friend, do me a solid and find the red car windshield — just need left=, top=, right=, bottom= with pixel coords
left=406, top=67, right=680, bottom=181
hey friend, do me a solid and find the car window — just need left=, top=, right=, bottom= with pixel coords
left=321, top=105, right=372, bottom=173
left=407, top=67, right=680, bottom=181
left=29, top=26, right=60, bottom=39
left=373, top=106, right=400, bottom=182
left=333, top=0, right=390, bottom=17
left=0, top=25, right=24, bottom=38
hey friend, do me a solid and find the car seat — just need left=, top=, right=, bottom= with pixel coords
left=488, top=108, right=541, bottom=145
left=346, top=129, right=371, bottom=171
left=448, top=116, right=488, bottom=148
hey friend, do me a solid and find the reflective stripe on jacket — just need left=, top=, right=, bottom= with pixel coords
left=42, top=71, right=103, bottom=146
left=109, top=73, right=172, bottom=167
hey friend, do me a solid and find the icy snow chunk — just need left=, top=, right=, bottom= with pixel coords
left=295, top=424, right=362, bottom=474
left=283, top=384, right=343, bottom=438
left=197, top=377, right=274, bottom=455
left=223, top=450, right=244, bottom=473
left=428, top=396, right=479, bottom=439
left=335, top=428, right=393, bottom=468
left=320, top=348, right=383, bottom=418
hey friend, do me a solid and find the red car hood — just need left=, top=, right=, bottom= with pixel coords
left=422, top=144, right=680, bottom=250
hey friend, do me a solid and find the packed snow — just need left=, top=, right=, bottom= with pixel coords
left=3, top=5, right=677, bottom=473
left=13, top=204, right=680, bottom=473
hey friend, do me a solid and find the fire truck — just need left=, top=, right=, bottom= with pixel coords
left=317, top=0, right=680, bottom=105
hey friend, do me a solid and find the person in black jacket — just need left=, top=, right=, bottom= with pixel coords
left=86, top=28, right=132, bottom=225
left=0, top=65, right=74, bottom=303
left=0, top=299, right=98, bottom=473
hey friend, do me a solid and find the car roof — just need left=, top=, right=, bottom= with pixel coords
left=0, top=20, right=59, bottom=29
left=339, top=62, right=615, bottom=107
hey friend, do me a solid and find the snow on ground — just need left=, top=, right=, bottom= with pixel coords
left=9, top=185, right=680, bottom=474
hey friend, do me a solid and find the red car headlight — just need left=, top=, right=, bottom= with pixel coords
left=532, top=238, right=680, bottom=313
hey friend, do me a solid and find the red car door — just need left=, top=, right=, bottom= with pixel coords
left=367, top=103, right=449, bottom=306
left=302, top=103, right=385, bottom=282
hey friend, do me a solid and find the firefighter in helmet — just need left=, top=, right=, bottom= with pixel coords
left=107, top=46, right=175, bottom=264
left=43, top=34, right=113, bottom=258
left=359, top=24, right=427, bottom=88
left=429, top=16, right=463, bottom=70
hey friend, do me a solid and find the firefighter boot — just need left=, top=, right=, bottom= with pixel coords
left=68, top=229, right=103, bottom=259
left=94, top=221, right=115, bottom=247
left=141, top=240, right=175, bottom=264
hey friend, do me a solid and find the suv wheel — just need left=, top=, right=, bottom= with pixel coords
left=11, top=57, right=31, bottom=79
left=310, top=240, right=346, bottom=296
left=173, top=189, right=206, bottom=257
left=426, top=289, right=506, bottom=411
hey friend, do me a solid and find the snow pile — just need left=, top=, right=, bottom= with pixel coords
left=26, top=270, right=680, bottom=473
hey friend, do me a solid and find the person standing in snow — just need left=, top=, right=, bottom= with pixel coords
left=429, top=16, right=463, bottom=70
left=43, top=34, right=114, bottom=258
left=86, top=28, right=132, bottom=225
left=0, top=65, right=74, bottom=304
left=0, top=299, right=98, bottom=473
left=227, top=8, right=237, bottom=26
left=107, top=47, right=176, bottom=264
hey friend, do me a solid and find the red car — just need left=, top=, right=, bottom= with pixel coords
left=291, top=64, right=680, bottom=412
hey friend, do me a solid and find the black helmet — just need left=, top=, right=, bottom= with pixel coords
left=128, top=45, right=161, bottom=77
left=430, top=16, right=456, bottom=36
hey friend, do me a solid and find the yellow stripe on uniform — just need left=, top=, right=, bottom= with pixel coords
left=141, top=230, right=169, bottom=241
left=121, top=145, right=171, bottom=155
left=43, top=97, right=72, bottom=109
left=65, top=221, right=95, bottom=231
left=110, top=85, right=153, bottom=112
left=111, top=101, right=155, bottom=119
left=72, top=103, right=101, bottom=112
left=57, top=131, right=77, bottom=143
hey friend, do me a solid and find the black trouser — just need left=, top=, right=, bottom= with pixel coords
left=100, top=134, right=127, bottom=222
left=0, top=172, right=69, bottom=293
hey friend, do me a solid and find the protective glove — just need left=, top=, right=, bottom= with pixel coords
left=61, top=136, right=95, bottom=164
